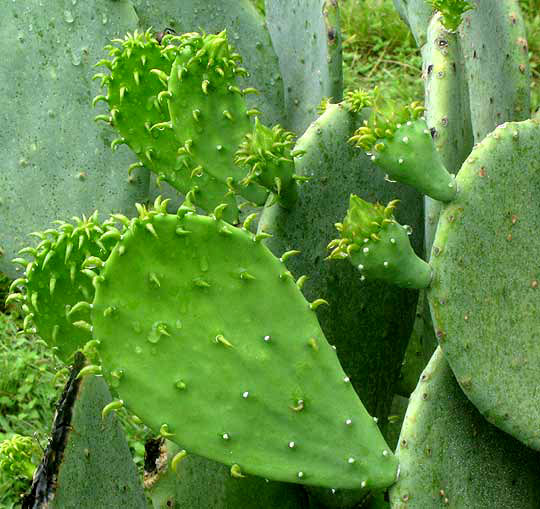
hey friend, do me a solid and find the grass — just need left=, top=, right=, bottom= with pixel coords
left=339, top=0, right=423, bottom=103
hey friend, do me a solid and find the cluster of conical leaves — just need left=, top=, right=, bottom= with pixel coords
left=427, top=0, right=474, bottom=32
left=235, top=119, right=301, bottom=207
left=343, top=88, right=375, bottom=113
left=349, top=98, right=425, bottom=152
left=327, top=195, right=399, bottom=260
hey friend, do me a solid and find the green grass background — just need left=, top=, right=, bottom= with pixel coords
left=0, top=0, right=539, bottom=505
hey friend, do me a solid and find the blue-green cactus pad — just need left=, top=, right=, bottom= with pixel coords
left=0, top=0, right=148, bottom=279
left=91, top=209, right=398, bottom=490
left=264, top=0, right=343, bottom=133
left=429, top=118, right=540, bottom=450
left=390, top=348, right=540, bottom=508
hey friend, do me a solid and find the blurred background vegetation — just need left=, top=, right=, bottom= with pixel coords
left=0, top=0, right=539, bottom=505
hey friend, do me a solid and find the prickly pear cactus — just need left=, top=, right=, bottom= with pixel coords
left=429, top=118, right=540, bottom=450
left=258, top=99, right=423, bottom=432
left=390, top=348, right=540, bottom=508
left=23, top=353, right=146, bottom=508
left=166, top=32, right=268, bottom=206
left=94, top=30, right=240, bottom=223
left=0, top=0, right=148, bottom=279
left=88, top=201, right=399, bottom=491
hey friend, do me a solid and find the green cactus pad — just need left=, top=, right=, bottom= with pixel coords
left=258, top=99, right=422, bottom=441
left=389, top=348, right=540, bottom=508
left=95, top=30, right=238, bottom=223
left=351, top=107, right=457, bottom=203
left=146, top=440, right=309, bottom=509
left=24, top=354, right=146, bottom=507
left=258, top=101, right=423, bottom=505
left=0, top=0, right=149, bottom=279
left=90, top=206, right=398, bottom=490
left=429, top=118, right=540, bottom=450
left=427, top=0, right=474, bottom=32
left=264, top=0, right=343, bottom=133
left=235, top=119, right=299, bottom=208
left=166, top=31, right=267, bottom=206
left=328, top=195, right=432, bottom=289
left=6, top=213, right=117, bottom=362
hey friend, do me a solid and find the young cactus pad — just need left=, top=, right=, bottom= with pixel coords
left=429, top=119, right=540, bottom=450
left=166, top=31, right=268, bottom=206
left=6, top=213, right=117, bottom=362
left=350, top=102, right=457, bottom=202
left=94, top=30, right=238, bottom=223
left=328, top=195, right=431, bottom=289
left=89, top=205, right=398, bottom=490
left=234, top=118, right=300, bottom=208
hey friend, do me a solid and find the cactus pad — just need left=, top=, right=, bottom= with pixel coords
left=166, top=31, right=268, bottom=206
left=350, top=103, right=457, bottom=202
left=90, top=204, right=398, bottom=490
left=146, top=440, right=309, bottom=509
left=0, top=0, right=148, bottom=279
left=328, top=195, right=432, bottom=289
left=235, top=119, right=300, bottom=208
left=24, top=354, right=146, bottom=507
left=429, top=118, right=540, bottom=450
left=94, top=30, right=238, bottom=223
left=390, top=348, right=540, bottom=508
left=6, top=213, right=117, bottom=362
